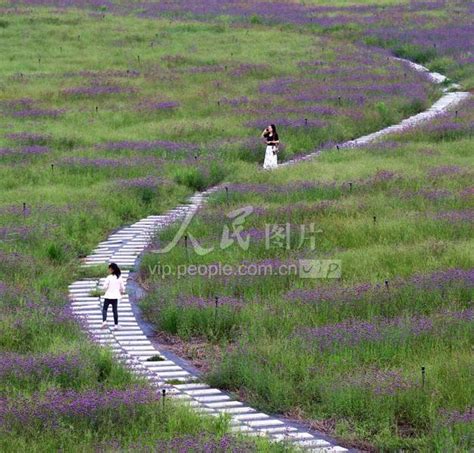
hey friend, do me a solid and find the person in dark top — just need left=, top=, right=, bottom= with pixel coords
left=261, top=124, right=279, bottom=169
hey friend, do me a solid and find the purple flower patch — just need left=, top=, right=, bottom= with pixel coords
left=0, top=385, right=161, bottom=431
left=62, top=85, right=137, bottom=97
left=5, top=132, right=51, bottom=145
left=428, top=165, right=464, bottom=178
left=433, top=209, right=474, bottom=223
left=96, top=139, right=197, bottom=153
left=294, top=309, right=472, bottom=352
left=11, top=108, right=65, bottom=118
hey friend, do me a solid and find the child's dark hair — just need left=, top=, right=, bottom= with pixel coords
left=108, top=262, right=121, bottom=278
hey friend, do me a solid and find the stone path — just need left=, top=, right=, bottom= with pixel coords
left=69, top=59, right=471, bottom=451
left=69, top=188, right=346, bottom=452
left=281, top=57, right=470, bottom=167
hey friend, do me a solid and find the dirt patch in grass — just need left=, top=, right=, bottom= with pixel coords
left=148, top=330, right=221, bottom=374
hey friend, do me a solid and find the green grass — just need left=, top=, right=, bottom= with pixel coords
left=140, top=135, right=474, bottom=450
left=1, top=2, right=472, bottom=451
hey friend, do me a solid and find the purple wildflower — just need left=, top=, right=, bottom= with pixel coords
left=428, top=165, right=464, bottom=178
left=439, top=408, right=474, bottom=426
left=5, top=132, right=50, bottom=145
left=62, top=85, right=136, bottom=96
left=433, top=209, right=474, bottom=223
left=96, top=139, right=197, bottom=153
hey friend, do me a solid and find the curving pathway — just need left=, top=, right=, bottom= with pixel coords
left=69, top=59, right=471, bottom=452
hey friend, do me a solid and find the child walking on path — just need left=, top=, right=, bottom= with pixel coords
left=101, top=262, right=125, bottom=330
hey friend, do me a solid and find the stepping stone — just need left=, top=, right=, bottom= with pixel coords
left=246, top=419, right=284, bottom=427
left=72, top=309, right=101, bottom=315
left=111, top=328, right=142, bottom=333
left=71, top=303, right=100, bottom=308
left=71, top=297, right=101, bottom=302
left=113, top=334, right=147, bottom=340
left=184, top=389, right=223, bottom=396
left=69, top=287, right=96, bottom=293
left=123, top=345, right=156, bottom=351
left=233, top=413, right=270, bottom=421
left=277, top=432, right=314, bottom=440
left=146, top=366, right=184, bottom=372
left=142, top=360, right=176, bottom=366
left=118, top=340, right=153, bottom=346
left=291, top=439, right=332, bottom=449
left=193, top=395, right=230, bottom=403
left=205, top=401, right=243, bottom=409
left=214, top=407, right=256, bottom=415
left=153, top=371, right=190, bottom=378
left=255, top=427, right=297, bottom=434
left=174, top=383, right=209, bottom=390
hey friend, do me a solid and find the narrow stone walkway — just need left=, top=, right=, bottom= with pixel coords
left=69, top=59, right=471, bottom=451
left=69, top=188, right=347, bottom=452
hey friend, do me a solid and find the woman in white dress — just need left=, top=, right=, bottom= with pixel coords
left=261, top=124, right=279, bottom=169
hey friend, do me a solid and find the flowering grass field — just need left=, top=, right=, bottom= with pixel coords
left=140, top=112, right=473, bottom=449
left=1, top=0, right=473, bottom=451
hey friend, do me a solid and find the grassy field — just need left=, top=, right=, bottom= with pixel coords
left=1, top=1, right=473, bottom=451
left=140, top=112, right=473, bottom=450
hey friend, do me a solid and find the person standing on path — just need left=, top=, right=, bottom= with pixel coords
left=101, top=262, right=125, bottom=330
left=261, top=124, right=280, bottom=169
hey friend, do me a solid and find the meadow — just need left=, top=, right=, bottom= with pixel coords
left=140, top=112, right=474, bottom=450
left=1, top=0, right=473, bottom=451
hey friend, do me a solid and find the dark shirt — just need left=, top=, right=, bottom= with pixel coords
left=264, top=132, right=279, bottom=145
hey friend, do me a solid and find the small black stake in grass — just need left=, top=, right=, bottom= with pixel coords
left=225, top=186, right=229, bottom=203
left=95, top=106, right=98, bottom=113
left=51, top=163, right=54, bottom=173
left=184, top=235, right=189, bottom=261
left=162, top=388, right=166, bottom=409
left=349, top=182, right=352, bottom=192
left=214, top=296, right=219, bottom=328
left=23, top=202, right=26, bottom=215
left=385, top=280, right=389, bottom=290
left=305, top=118, right=308, bottom=126
left=455, top=110, right=458, bottom=118
left=421, top=366, right=426, bottom=388
left=336, top=145, right=340, bottom=150
left=217, top=101, right=220, bottom=107
left=338, top=96, right=341, bottom=105
left=373, top=216, right=377, bottom=224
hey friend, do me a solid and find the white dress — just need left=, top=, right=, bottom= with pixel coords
left=263, top=144, right=278, bottom=169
